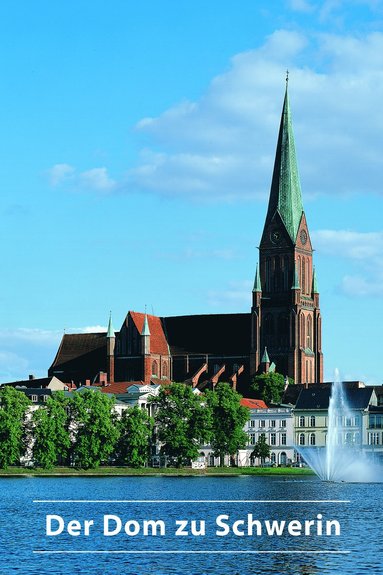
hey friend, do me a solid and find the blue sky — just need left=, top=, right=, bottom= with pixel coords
left=1, top=0, right=383, bottom=385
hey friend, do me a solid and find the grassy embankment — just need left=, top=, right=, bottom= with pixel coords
left=0, top=466, right=313, bottom=476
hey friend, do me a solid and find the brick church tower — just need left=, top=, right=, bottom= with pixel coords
left=251, top=80, right=323, bottom=384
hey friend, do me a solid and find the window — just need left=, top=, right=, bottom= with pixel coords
left=259, top=420, right=266, bottom=428
left=31, top=395, right=38, bottom=403
left=270, top=433, right=276, bottom=446
left=249, top=433, right=256, bottom=445
left=249, top=420, right=255, bottom=428
left=233, top=363, right=240, bottom=373
left=152, top=360, right=159, bottom=377
left=345, top=417, right=352, bottom=427
left=280, top=419, right=286, bottom=428
left=310, top=433, right=316, bottom=446
left=369, top=432, right=380, bottom=446
left=271, top=452, right=276, bottom=464
left=162, top=362, right=168, bottom=377
left=310, top=415, right=316, bottom=427
left=270, top=420, right=276, bottom=428
left=299, top=416, right=305, bottom=427
left=213, top=364, right=220, bottom=374
left=345, top=432, right=352, bottom=445
left=281, top=433, right=287, bottom=446
left=299, top=433, right=305, bottom=446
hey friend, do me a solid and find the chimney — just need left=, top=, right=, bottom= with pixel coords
left=85, top=379, right=91, bottom=386
left=29, top=374, right=35, bottom=380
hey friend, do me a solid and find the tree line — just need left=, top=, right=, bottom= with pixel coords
left=0, top=383, right=249, bottom=470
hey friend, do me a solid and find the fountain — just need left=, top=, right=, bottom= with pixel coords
left=297, top=370, right=383, bottom=482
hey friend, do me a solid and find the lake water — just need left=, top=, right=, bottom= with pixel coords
left=0, top=475, right=381, bottom=575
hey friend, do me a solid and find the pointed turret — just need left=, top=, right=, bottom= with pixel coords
left=141, top=312, right=151, bottom=355
left=261, top=347, right=271, bottom=373
left=261, top=347, right=270, bottom=364
left=107, top=312, right=115, bottom=338
left=253, top=263, right=262, bottom=293
left=312, top=267, right=319, bottom=294
left=264, top=80, right=304, bottom=244
left=106, top=312, right=115, bottom=383
left=141, top=313, right=151, bottom=336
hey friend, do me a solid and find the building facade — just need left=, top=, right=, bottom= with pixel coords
left=48, top=84, right=323, bottom=391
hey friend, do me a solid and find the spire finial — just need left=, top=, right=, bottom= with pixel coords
left=286, top=69, right=289, bottom=86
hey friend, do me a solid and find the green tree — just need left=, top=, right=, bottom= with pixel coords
left=69, top=389, right=119, bottom=469
left=116, top=406, right=153, bottom=467
left=152, top=383, right=211, bottom=467
left=32, top=392, right=71, bottom=469
left=251, top=433, right=270, bottom=466
left=0, top=387, right=31, bottom=468
left=205, top=383, right=249, bottom=467
left=251, top=372, right=291, bottom=405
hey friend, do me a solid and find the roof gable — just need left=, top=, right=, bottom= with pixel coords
left=129, top=312, right=169, bottom=355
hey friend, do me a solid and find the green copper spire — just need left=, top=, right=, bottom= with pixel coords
left=312, top=266, right=319, bottom=294
left=265, top=81, right=304, bottom=243
left=107, top=312, right=115, bottom=338
left=261, top=347, right=270, bottom=364
left=141, top=313, right=151, bottom=336
left=291, top=263, right=300, bottom=289
left=253, top=263, right=262, bottom=292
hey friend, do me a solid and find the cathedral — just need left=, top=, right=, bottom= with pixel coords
left=48, top=83, right=323, bottom=393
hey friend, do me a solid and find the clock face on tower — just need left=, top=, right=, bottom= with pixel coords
left=300, top=229, right=308, bottom=245
left=270, top=230, right=282, bottom=244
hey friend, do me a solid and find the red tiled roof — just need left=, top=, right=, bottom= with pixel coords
left=130, top=312, right=169, bottom=355
left=100, top=382, right=143, bottom=395
left=240, top=398, right=268, bottom=409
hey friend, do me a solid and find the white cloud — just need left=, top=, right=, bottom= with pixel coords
left=48, top=163, right=75, bottom=186
left=47, top=30, right=383, bottom=203
left=77, top=325, right=107, bottom=333
left=288, top=0, right=315, bottom=13
left=127, top=30, right=383, bottom=201
left=207, top=280, right=252, bottom=309
left=79, top=168, right=117, bottom=192
left=312, top=229, right=383, bottom=296
left=340, top=275, right=383, bottom=296
left=0, top=325, right=109, bottom=383
left=0, top=351, right=29, bottom=382
left=312, top=230, right=383, bottom=261
left=47, top=164, right=116, bottom=194
left=0, top=327, right=62, bottom=346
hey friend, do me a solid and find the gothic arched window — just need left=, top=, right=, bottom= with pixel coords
left=307, top=315, right=312, bottom=349
left=152, top=360, right=159, bottom=377
left=263, top=314, right=274, bottom=347
left=302, top=257, right=306, bottom=294
left=301, top=314, right=305, bottom=348
left=283, top=256, right=289, bottom=290
left=265, top=258, right=271, bottom=291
